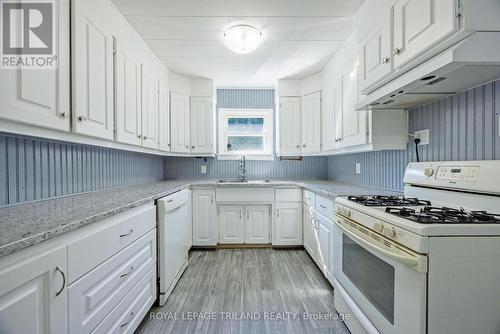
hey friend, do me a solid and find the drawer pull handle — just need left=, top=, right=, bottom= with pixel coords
left=120, top=312, right=135, bottom=328
left=55, top=266, right=66, bottom=297
left=167, top=199, right=174, bottom=203
left=120, top=266, right=135, bottom=278
left=119, top=229, right=134, bottom=238
left=320, top=204, right=327, bottom=209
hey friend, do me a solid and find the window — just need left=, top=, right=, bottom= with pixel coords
left=218, top=108, right=273, bottom=157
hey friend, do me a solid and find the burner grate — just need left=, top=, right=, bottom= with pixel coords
left=385, top=207, right=500, bottom=224
left=348, top=195, right=431, bottom=207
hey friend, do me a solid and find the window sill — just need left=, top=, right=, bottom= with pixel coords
left=216, top=154, right=275, bottom=161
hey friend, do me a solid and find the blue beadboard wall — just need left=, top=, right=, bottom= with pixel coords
left=164, top=156, right=327, bottom=180
left=165, top=88, right=328, bottom=180
left=328, top=79, right=500, bottom=191
left=0, top=133, right=164, bottom=206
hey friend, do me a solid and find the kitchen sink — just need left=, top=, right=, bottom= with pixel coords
left=216, top=179, right=272, bottom=184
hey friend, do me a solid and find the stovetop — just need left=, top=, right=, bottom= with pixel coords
left=385, top=206, right=500, bottom=224
left=348, top=195, right=431, bottom=207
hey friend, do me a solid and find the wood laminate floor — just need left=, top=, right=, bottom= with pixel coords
left=136, top=249, right=350, bottom=334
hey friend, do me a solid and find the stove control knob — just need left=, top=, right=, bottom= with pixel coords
left=383, top=226, right=396, bottom=238
left=374, top=222, right=384, bottom=233
left=424, top=168, right=434, bottom=177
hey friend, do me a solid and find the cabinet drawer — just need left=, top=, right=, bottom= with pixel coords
left=276, top=188, right=302, bottom=202
left=303, top=190, right=316, bottom=208
left=216, top=188, right=274, bottom=202
left=91, top=266, right=156, bottom=334
left=68, top=229, right=156, bottom=334
left=316, top=195, right=334, bottom=218
left=67, top=203, right=155, bottom=283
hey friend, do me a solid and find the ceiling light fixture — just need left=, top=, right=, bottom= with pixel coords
left=222, top=24, right=263, bottom=54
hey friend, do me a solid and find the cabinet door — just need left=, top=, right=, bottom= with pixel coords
left=0, top=0, right=70, bottom=131
left=141, top=65, right=159, bottom=149
left=301, top=91, right=321, bottom=153
left=245, top=206, right=270, bottom=244
left=192, top=190, right=217, bottom=246
left=275, top=202, right=303, bottom=246
left=339, top=64, right=367, bottom=148
left=219, top=205, right=244, bottom=244
left=316, top=214, right=334, bottom=282
left=279, top=97, right=301, bottom=155
left=393, top=0, right=458, bottom=69
left=72, top=0, right=114, bottom=140
left=170, top=91, right=190, bottom=153
left=358, top=0, right=393, bottom=91
left=114, top=39, right=141, bottom=146
left=303, top=206, right=317, bottom=260
left=158, top=81, right=171, bottom=151
left=190, top=97, right=214, bottom=154
left=321, top=84, right=340, bottom=151
left=0, top=246, right=67, bottom=334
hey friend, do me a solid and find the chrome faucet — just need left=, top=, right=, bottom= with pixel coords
left=239, top=155, right=246, bottom=181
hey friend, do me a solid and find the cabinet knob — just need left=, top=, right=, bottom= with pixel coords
left=138, top=135, right=142, bottom=139
left=302, top=144, right=306, bottom=148
left=382, top=57, right=390, bottom=64
left=393, top=48, right=401, bottom=56
left=58, top=111, right=68, bottom=118
left=192, top=146, right=195, bottom=149
left=185, top=145, right=189, bottom=149
left=143, top=136, right=148, bottom=140
left=78, top=115, right=87, bottom=122
left=296, top=145, right=300, bottom=149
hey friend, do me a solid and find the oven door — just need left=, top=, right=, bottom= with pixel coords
left=333, top=215, right=428, bottom=334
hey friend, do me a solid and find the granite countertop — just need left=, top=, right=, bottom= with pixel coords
left=0, top=179, right=401, bottom=258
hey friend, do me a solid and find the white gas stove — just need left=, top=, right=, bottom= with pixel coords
left=331, top=161, right=500, bottom=334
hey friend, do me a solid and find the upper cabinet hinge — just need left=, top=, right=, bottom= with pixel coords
left=455, top=0, right=464, bottom=18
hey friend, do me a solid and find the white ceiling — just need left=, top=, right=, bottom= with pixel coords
left=111, top=0, right=365, bottom=87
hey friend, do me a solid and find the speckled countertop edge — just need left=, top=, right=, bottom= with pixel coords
left=0, top=179, right=401, bottom=258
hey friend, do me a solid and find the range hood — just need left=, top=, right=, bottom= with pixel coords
left=357, top=32, right=500, bottom=110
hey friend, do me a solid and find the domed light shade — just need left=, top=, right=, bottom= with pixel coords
left=222, top=25, right=263, bottom=54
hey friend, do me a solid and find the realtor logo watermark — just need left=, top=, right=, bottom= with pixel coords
left=1, top=0, right=57, bottom=69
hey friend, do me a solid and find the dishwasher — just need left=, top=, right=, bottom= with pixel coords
left=157, top=188, right=191, bottom=306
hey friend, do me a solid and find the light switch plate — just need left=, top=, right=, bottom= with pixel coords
left=356, top=163, right=361, bottom=174
left=200, top=165, right=207, bottom=174
left=415, top=129, right=430, bottom=145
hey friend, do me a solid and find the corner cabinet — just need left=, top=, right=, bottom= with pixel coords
left=192, top=189, right=218, bottom=246
left=170, top=91, right=191, bottom=153
left=0, top=0, right=70, bottom=132
left=190, top=97, right=214, bottom=154
left=279, top=97, right=302, bottom=155
left=0, top=246, right=68, bottom=334
left=301, top=92, right=322, bottom=153
left=72, top=0, right=115, bottom=140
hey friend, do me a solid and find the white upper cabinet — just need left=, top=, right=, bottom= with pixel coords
left=72, top=0, right=114, bottom=140
left=301, top=91, right=322, bottom=153
left=338, top=64, right=367, bottom=148
left=170, top=91, right=190, bottom=153
left=141, top=65, right=159, bottom=149
left=0, top=0, right=70, bottom=132
left=114, top=40, right=142, bottom=146
left=321, top=84, right=339, bottom=151
left=393, top=0, right=458, bottom=69
left=279, top=97, right=302, bottom=155
left=0, top=246, right=67, bottom=334
left=158, top=82, right=171, bottom=152
left=357, top=0, right=393, bottom=92
left=190, top=96, right=214, bottom=154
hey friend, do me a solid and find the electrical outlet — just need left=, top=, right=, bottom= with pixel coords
left=200, top=165, right=207, bottom=174
left=414, top=129, right=430, bottom=145
left=356, top=163, right=361, bottom=174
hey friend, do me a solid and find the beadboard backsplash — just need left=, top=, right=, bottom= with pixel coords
left=164, top=157, right=327, bottom=180
left=0, top=134, right=164, bottom=206
left=328, top=79, right=500, bottom=191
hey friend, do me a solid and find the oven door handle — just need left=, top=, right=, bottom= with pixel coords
left=335, top=219, right=426, bottom=272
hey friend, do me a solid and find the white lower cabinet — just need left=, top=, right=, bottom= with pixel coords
left=274, top=202, right=303, bottom=246
left=303, top=205, right=318, bottom=262
left=218, top=205, right=271, bottom=244
left=245, top=206, right=271, bottom=244
left=316, top=212, right=334, bottom=284
left=0, top=246, right=67, bottom=334
left=192, top=189, right=217, bottom=246
left=219, top=205, right=245, bottom=244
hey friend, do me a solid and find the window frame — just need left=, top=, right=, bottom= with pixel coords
left=217, top=108, right=274, bottom=158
